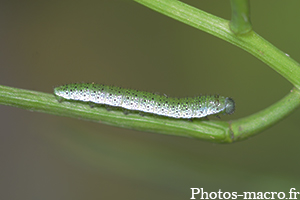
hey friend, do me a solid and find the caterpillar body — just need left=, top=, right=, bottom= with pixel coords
left=54, top=83, right=235, bottom=119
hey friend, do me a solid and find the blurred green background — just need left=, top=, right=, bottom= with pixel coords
left=1, top=1, right=300, bottom=199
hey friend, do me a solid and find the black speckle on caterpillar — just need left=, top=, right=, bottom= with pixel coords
left=54, top=83, right=235, bottom=119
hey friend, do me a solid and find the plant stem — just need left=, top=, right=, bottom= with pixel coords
left=1, top=84, right=299, bottom=143
left=231, top=88, right=300, bottom=141
left=0, top=85, right=233, bottom=143
left=230, top=0, right=252, bottom=34
left=135, top=0, right=300, bottom=90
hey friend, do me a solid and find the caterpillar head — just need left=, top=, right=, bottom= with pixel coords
left=224, top=97, right=235, bottom=115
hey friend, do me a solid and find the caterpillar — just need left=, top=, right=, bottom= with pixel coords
left=54, top=83, right=235, bottom=119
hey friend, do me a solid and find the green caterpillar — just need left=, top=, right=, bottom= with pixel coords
left=54, top=83, right=235, bottom=119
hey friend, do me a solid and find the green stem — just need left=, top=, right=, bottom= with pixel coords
left=230, top=0, right=252, bottom=34
left=0, top=85, right=233, bottom=143
left=1, top=84, right=300, bottom=143
left=135, top=0, right=300, bottom=90
left=231, top=88, right=300, bottom=141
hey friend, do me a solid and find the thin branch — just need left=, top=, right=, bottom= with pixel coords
left=0, top=85, right=233, bottom=143
left=135, top=0, right=300, bottom=90
left=230, top=0, right=252, bottom=34
left=231, top=88, right=300, bottom=141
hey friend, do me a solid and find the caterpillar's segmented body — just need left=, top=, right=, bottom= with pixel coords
left=54, top=83, right=235, bottom=119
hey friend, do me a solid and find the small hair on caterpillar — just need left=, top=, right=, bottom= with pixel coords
left=54, top=83, right=235, bottom=119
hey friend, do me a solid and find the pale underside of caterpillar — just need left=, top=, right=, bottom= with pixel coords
left=54, top=83, right=235, bottom=119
